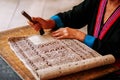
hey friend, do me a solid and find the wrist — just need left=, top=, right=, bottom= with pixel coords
left=47, top=19, right=56, bottom=29
left=75, top=30, right=86, bottom=42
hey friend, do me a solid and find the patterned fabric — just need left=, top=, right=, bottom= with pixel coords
left=93, top=0, right=120, bottom=40
left=0, top=56, right=22, bottom=80
left=93, top=0, right=107, bottom=38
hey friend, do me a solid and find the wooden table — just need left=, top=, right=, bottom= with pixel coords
left=0, top=25, right=119, bottom=80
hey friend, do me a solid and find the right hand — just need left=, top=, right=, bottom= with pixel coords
left=52, top=27, right=86, bottom=42
left=28, top=17, right=55, bottom=31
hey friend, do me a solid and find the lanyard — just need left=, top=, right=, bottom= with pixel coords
left=93, top=0, right=120, bottom=40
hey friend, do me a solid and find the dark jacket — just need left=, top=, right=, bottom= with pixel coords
left=57, top=0, right=120, bottom=58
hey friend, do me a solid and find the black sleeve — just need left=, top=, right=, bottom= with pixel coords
left=57, top=0, right=98, bottom=29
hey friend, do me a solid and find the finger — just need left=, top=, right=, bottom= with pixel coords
left=34, top=23, right=41, bottom=31
left=55, top=35, right=66, bottom=39
left=28, top=21, right=34, bottom=26
left=28, top=21, right=38, bottom=30
left=28, top=21, right=41, bottom=31
left=32, top=17, right=37, bottom=21
left=52, top=28, right=63, bottom=34
left=52, top=32, right=62, bottom=37
left=52, top=30, right=59, bottom=35
left=32, top=17, right=45, bottom=23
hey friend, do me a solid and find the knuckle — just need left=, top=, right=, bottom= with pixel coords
left=66, top=27, right=69, bottom=30
left=64, top=32, right=69, bottom=36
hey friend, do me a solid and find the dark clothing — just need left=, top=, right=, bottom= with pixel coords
left=57, top=0, right=120, bottom=58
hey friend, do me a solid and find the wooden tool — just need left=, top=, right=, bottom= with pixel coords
left=22, top=11, right=45, bottom=35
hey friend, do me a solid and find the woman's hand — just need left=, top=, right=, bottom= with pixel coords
left=28, top=17, right=55, bottom=31
left=51, top=27, right=86, bottom=42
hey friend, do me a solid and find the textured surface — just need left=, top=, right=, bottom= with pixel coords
left=8, top=36, right=101, bottom=79
left=0, top=26, right=37, bottom=80
left=0, top=25, right=119, bottom=80
left=0, top=56, right=22, bottom=80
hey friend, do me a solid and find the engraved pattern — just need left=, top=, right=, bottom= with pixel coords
left=8, top=37, right=101, bottom=79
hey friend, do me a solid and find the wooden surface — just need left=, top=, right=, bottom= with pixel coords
left=0, top=25, right=120, bottom=80
left=0, top=26, right=37, bottom=80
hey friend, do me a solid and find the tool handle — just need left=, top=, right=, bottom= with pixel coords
left=22, top=11, right=44, bottom=35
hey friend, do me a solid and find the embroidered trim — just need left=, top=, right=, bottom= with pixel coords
left=94, top=0, right=120, bottom=40
left=99, top=7, right=120, bottom=39
left=93, top=0, right=107, bottom=38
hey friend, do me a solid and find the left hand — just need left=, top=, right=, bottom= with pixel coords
left=51, top=27, right=86, bottom=42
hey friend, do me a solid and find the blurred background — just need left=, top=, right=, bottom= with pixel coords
left=0, top=0, right=83, bottom=31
